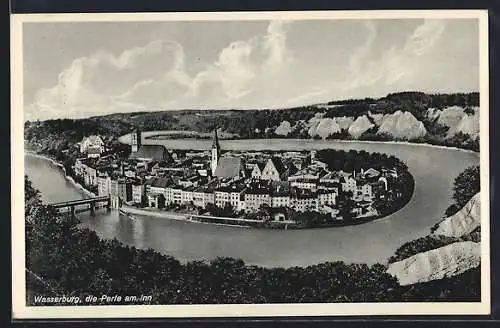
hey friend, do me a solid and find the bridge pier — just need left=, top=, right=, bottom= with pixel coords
left=49, top=196, right=111, bottom=216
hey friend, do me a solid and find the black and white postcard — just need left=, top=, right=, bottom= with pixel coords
left=11, top=10, right=490, bottom=318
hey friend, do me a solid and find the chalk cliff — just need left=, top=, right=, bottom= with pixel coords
left=377, top=111, right=427, bottom=140
left=309, top=118, right=342, bottom=139
left=348, top=115, right=374, bottom=138
left=386, top=241, right=480, bottom=286
left=275, top=120, right=292, bottom=136
left=432, top=193, right=481, bottom=238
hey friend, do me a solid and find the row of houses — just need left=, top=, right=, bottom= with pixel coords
left=144, top=178, right=339, bottom=214
left=75, top=154, right=390, bottom=216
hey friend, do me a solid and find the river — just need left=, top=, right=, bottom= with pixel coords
left=24, top=138, right=479, bottom=268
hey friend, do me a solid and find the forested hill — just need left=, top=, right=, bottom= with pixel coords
left=24, top=91, right=480, bottom=151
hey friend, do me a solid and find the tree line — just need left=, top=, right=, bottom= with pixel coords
left=440, top=165, right=480, bottom=218
left=25, top=173, right=480, bottom=305
left=25, top=91, right=480, bottom=156
left=325, top=92, right=479, bottom=118
left=316, top=149, right=408, bottom=173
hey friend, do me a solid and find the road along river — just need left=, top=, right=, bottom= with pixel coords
left=25, top=137, right=479, bottom=267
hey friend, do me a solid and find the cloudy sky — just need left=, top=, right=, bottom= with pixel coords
left=23, top=18, right=479, bottom=121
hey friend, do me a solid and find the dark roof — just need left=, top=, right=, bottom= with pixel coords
left=195, top=185, right=216, bottom=193
left=216, top=183, right=247, bottom=193
left=269, top=157, right=287, bottom=175
left=130, top=145, right=172, bottom=162
left=244, top=168, right=253, bottom=177
left=150, top=176, right=171, bottom=188
left=246, top=187, right=270, bottom=195
left=292, top=191, right=317, bottom=199
left=214, top=157, right=243, bottom=178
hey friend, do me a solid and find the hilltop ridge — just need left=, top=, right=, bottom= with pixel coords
left=24, top=91, right=480, bottom=152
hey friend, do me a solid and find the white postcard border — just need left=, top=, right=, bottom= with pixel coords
left=11, top=9, right=491, bottom=319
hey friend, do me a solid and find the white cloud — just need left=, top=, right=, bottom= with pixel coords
left=25, top=39, right=190, bottom=120
left=280, top=19, right=450, bottom=104
left=190, top=20, right=293, bottom=106
left=26, top=20, right=294, bottom=120
left=404, top=20, right=447, bottom=56
left=336, top=19, right=448, bottom=98
left=25, top=18, right=474, bottom=121
left=263, top=20, right=293, bottom=72
left=348, top=20, right=378, bottom=76
left=191, top=39, right=256, bottom=101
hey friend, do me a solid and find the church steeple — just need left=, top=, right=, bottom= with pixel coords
left=211, top=127, right=221, bottom=176
left=212, top=127, right=220, bottom=150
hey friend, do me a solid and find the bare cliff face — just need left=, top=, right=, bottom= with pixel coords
left=386, top=241, right=480, bottom=286
left=368, top=111, right=385, bottom=125
left=306, top=113, right=353, bottom=139
left=455, top=109, right=480, bottom=139
left=333, top=116, right=354, bottom=131
left=275, top=120, right=292, bottom=136
left=310, top=118, right=342, bottom=139
left=377, top=111, right=427, bottom=140
left=428, top=106, right=480, bottom=139
left=287, top=103, right=478, bottom=144
left=306, top=113, right=325, bottom=137
left=432, top=192, right=481, bottom=238
left=348, top=115, right=374, bottom=138
left=304, top=111, right=427, bottom=140
left=387, top=192, right=481, bottom=286
left=437, top=106, right=465, bottom=131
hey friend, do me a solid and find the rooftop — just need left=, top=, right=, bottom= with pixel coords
left=130, top=145, right=172, bottom=162
left=269, top=157, right=287, bottom=175
left=214, top=156, right=243, bottom=178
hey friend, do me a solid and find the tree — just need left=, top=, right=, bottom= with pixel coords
left=452, top=165, right=480, bottom=209
left=157, top=194, right=166, bottom=209
left=25, top=175, right=42, bottom=217
left=222, top=203, right=236, bottom=217
left=337, top=192, right=354, bottom=221
left=140, top=194, right=149, bottom=208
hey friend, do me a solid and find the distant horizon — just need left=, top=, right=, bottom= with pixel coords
left=22, top=18, right=480, bottom=121
left=24, top=89, right=480, bottom=122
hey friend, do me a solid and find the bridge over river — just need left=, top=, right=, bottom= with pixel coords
left=25, top=138, right=481, bottom=268
left=49, top=196, right=111, bottom=216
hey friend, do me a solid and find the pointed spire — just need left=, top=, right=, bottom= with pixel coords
left=212, top=127, right=220, bottom=150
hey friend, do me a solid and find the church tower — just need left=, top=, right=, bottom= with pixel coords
left=131, top=128, right=142, bottom=153
left=211, top=128, right=221, bottom=176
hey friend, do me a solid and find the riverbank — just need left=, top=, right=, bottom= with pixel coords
left=122, top=131, right=480, bottom=155
left=120, top=205, right=188, bottom=221
left=24, top=173, right=482, bottom=306
left=24, top=151, right=97, bottom=198
left=119, top=205, right=400, bottom=230
left=120, top=206, right=290, bottom=229
left=322, top=138, right=479, bottom=154
left=24, top=141, right=480, bottom=266
left=26, top=140, right=415, bottom=231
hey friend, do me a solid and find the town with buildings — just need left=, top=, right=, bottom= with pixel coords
left=73, top=128, right=402, bottom=225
